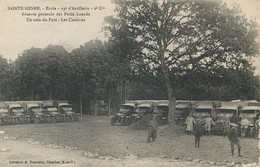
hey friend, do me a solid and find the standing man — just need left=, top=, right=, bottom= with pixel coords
left=185, top=113, right=196, bottom=135
left=228, top=126, right=242, bottom=157
left=204, top=114, right=216, bottom=136
left=240, top=115, right=249, bottom=138
left=255, top=115, right=259, bottom=139
left=147, top=115, right=158, bottom=143
left=223, top=116, right=230, bottom=137
left=194, top=120, right=203, bottom=147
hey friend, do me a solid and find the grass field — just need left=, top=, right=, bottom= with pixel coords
left=1, top=116, right=259, bottom=165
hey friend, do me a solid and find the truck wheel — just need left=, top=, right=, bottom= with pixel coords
left=179, top=120, right=184, bottom=127
left=110, top=118, right=115, bottom=125
left=50, top=117, right=56, bottom=124
left=250, top=127, right=254, bottom=138
left=66, top=115, right=71, bottom=122
left=120, top=118, right=126, bottom=125
left=27, top=117, right=31, bottom=124
left=15, top=118, right=18, bottom=124
left=0, top=119, right=2, bottom=125
left=12, top=118, right=16, bottom=125
left=34, top=117, right=40, bottom=124
left=74, top=116, right=79, bottom=121
left=47, top=117, right=51, bottom=123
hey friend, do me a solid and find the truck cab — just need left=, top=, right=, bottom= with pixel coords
left=56, top=102, right=79, bottom=121
left=0, top=101, right=14, bottom=125
left=6, top=102, right=29, bottom=124
left=131, top=103, right=153, bottom=123
left=110, top=102, right=137, bottom=125
left=175, top=100, right=194, bottom=126
left=239, top=105, right=260, bottom=137
left=192, top=101, right=215, bottom=123
left=24, top=102, right=49, bottom=124
left=153, top=100, right=169, bottom=124
left=42, top=101, right=63, bottom=123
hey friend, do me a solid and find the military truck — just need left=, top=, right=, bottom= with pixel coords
left=5, top=101, right=29, bottom=124
left=42, top=101, right=64, bottom=123
left=98, top=103, right=109, bottom=115
left=175, top=100, right=195, bottom=126
left=131, top=101, right=154, bottom=123
left=110, top=101, right=137, bottom=125
left=214, top=102, right=240, bottom=135
left=213, top=101, right=249, bottom=135
left=0, top=101, right=14, bottom=125
left=239, top=105, right=260, bottom=137
left=192, top=101, right=217, bottom=123
left=21, top=101, right=49, bottom=124
left=153, top=100, right=169, bottom=124
left=54, top=101, right=79, bottom=121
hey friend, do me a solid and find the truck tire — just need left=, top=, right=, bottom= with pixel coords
left=120, top=118, right=126, bottom=125
left=34, top=117, right=40, bottom=124
left=47, top=117, right=51, bottom=123
left=74, top=115, right=79, bottom=121
left=66, top=115, right=71, bottom=122
left=15, top=118, right=18, bottom=124
left=27, top=117, right=31, bottom=124
left=0, top=119, right=2, bottom=125
left=110, top=118, right=115, bottom=125
left=250, top=127, right=254, bottom=138
left=50, top=117, right=56, bottom=124
left=12, top=118, right=16, bottom=125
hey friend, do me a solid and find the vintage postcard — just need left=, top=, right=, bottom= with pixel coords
left=0, top=0, right=259, bottom=167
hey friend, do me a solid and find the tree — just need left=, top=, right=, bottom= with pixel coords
left=105, top=0, right=259, bottom=124
left=104, top=16, right=142, bottom=104
left=14, top=45, right=69, bottom=100
left=0, top=55, right=11, bottom=100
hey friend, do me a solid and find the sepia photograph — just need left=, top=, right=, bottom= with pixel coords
left=0, top=0, right=259, bottom=166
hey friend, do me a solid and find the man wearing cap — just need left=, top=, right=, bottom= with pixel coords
left=193, top=120, right=203, bottom=147
left=228, top=126, right=242, bottom=157
left=147, top=115, right=158, bottom=142
left=255, top=115, right=259, bottom=139
left=223, top=116, right=230, bottom=137
left=204, top=114, right=215, bottom=136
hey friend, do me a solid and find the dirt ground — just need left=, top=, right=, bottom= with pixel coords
left=0, top=139, right=221, bottom=167
left=0, top=116, right=259, bottom=167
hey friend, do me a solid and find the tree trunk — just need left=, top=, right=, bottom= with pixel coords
left=108, top=85, right=112, bottom=115
left=80, top=95, right=83, bottom=116
left=94, top=94, right=97, bottom=116
left=158, top=39, right=176, bottom=124
left=167, top=83, right=176, bottom=124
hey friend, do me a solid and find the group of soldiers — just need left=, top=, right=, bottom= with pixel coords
left=147, top=114, right=260, bottom=157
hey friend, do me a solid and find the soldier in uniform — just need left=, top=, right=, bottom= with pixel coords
left=223, top=116, right=230, bottom=137
left=193, top=120, right=203, bottom=147
left=204, top=114, right=215, bottom=136
left=185, top=113, right=196, bottom=135
left=255, top=115, right=259, bottom=139
left=228, top=126, right=242, bottom=157
left=147, top=115, right=158, bottom=142
left=240, top=115, right=249, bottom=138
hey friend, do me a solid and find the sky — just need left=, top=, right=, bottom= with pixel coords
left=0, top=0, right=260, bottom=74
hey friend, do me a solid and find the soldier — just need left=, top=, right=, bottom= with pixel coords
left=255, top=115, right=259, bottom=139
left=223, top=116, right=230, bottom=137
left=194, top=120, right=203, bottom=148
left=204, top=114, right=215, bottom=136
left=147, top=115, right=158, bottom=143
left=185, top=113, right=196, bottom=135
left=228, top=126, right=242, bottom=157
left=240, top=115, right=249, bottom=138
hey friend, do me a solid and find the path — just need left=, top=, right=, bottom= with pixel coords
left=0, top=139, right=218, bottom=167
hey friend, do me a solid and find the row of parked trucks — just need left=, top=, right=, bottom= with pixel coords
left=110, top=100, right=260, bottom=136
left=0, top=100, right=79, bottom=125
